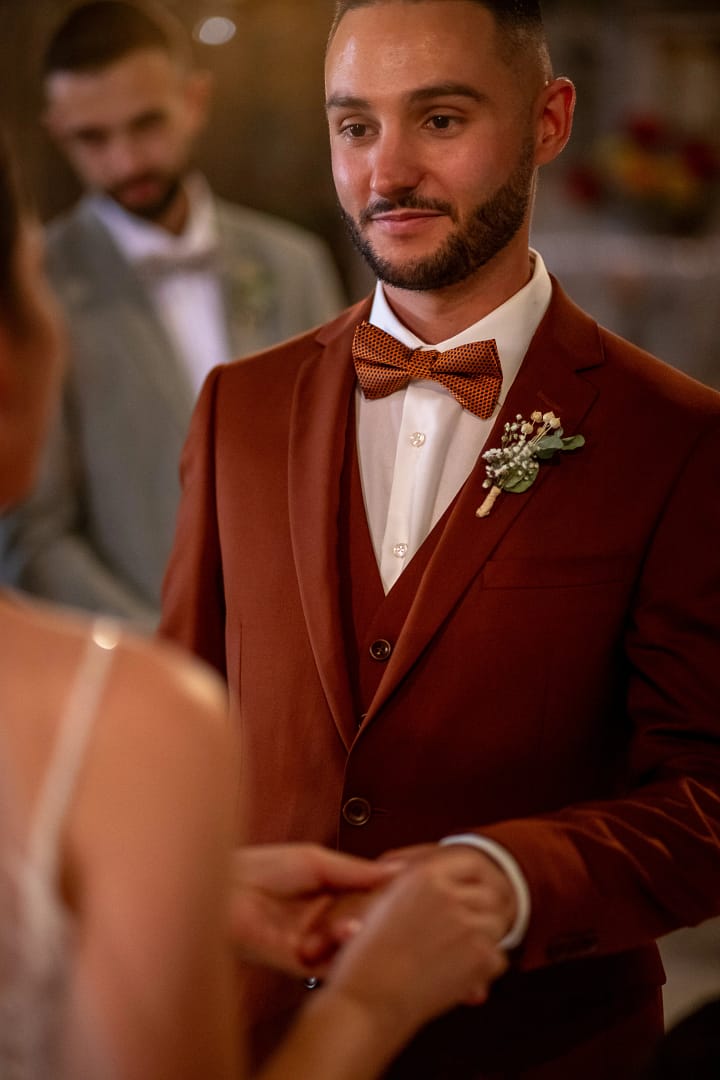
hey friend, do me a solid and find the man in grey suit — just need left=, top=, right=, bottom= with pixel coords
left=0, top=0, right=344, bottom=626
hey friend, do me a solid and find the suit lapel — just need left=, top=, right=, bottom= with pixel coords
left=287, top=285, right=605, bottom=735
left=70, top=202, right=195, bottom=432
left=288, top=299, right=373, bottom=749
left=366, top=282, right=605, bottom=721
left=215, top=203, right=273, bottom=359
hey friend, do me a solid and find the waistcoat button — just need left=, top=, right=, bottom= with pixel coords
left=369, top=638, right=392, bottom=661
left=342, top=797, right=372, bottom=826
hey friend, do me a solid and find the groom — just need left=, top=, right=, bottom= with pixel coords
left=161, top=2, right=720, bottom=1076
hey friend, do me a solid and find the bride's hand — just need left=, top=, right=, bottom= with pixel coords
left=229, top=843, right=399, bottom=977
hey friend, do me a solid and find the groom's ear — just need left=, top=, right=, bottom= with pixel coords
left=533, top=77, right=575, bottom=168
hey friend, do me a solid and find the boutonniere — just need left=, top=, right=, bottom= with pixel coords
left=476, top=411, right=585, bottom=518
left=233, top=258, right=274, bottom=325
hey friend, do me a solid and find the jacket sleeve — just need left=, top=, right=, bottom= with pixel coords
left=0, top=404, right=157, bottom=629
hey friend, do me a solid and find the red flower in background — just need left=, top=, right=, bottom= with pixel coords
left=567, top=113, right=720, bottom=233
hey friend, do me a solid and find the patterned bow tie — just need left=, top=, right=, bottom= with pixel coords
left=351, top=321, right=502, bottom=419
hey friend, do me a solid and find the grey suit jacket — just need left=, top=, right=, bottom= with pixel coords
left=0, top=193, right=345, bottom=626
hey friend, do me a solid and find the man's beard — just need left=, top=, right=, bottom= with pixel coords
left=339, top=137, right=536, bottom=291
left=107, top=172, right=183, bottom=222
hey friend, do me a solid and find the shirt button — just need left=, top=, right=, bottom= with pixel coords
left=369, top=638, right=392, bottom=661
left=342, top=797, right=372, bottom=826
left=410, top=431, right=426, bottom=447
left=392, top=543, right=408, bottom=559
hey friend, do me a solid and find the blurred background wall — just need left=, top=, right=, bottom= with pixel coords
left=1, top=0, right=719, bottom=387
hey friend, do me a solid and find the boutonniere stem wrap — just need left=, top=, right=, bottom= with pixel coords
left=476, top=411, right=585, bottom=518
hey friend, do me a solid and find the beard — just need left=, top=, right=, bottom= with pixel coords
left=106, top=172, right=184, bottom=222
left=339, top=137, right=536, bottom=291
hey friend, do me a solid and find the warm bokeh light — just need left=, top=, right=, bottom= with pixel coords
left=194, top=16, right=237, bottom=46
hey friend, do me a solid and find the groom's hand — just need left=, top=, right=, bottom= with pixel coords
left=317, top=842, right=517, bottom=1001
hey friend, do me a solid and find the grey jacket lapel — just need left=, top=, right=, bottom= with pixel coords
left=48, top=198, right=195, bottom=433
left=215, top=202, right=275, bottom=358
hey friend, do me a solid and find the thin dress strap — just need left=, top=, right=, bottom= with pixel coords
left=26, top=618, right=122, bottom=892
left=0, top=617, right=122, bottom=1078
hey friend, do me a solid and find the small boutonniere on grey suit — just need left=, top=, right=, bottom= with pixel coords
left=476, top=410, right=585, bottom=518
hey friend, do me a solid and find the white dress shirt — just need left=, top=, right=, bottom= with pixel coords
left=89, top=173, right=232, bottom=396
left=358, top=253, right=553, bottom=948
left=359, top=251, right=552, bottom=592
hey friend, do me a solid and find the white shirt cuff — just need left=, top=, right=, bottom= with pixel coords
left=439, top=833, right=531, bottom=950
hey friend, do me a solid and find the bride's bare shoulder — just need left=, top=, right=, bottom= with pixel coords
left=0, top=592, right=228, bottom=746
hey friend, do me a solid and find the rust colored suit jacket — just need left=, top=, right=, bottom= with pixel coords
left=161, top=281, right=720, bottom=1078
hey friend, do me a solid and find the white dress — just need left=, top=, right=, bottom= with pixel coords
left=0, top=620, right=120, bottom=1078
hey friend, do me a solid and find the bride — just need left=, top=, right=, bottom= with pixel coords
left=0, top=131, right=506, bottom=1079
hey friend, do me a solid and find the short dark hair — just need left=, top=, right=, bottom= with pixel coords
left=42, top=0, right=192, bottom=79
left=328, top=0, right=551, bottom=79
left=331, top=0, right=543, bottom=31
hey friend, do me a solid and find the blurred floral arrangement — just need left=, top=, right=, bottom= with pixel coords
left=567, top=114, right=720, bottom=235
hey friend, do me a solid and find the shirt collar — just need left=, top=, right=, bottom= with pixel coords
left=87, top=172, right=218, bottom=264
left=368, top=250, right=552, bottom=393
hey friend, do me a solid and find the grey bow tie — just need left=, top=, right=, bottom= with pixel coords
left=135, top=246, right=219, bottom=277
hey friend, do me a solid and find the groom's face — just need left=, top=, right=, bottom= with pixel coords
left=325, top=0, right=539, bottom=292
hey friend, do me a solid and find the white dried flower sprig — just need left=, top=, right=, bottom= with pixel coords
left=476, top=410, right=585, bottom=518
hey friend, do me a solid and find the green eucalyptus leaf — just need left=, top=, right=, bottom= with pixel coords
left=500, top=468, right=524, bottom=488
left=505, top=475, right=538, bottom=494
left=560, top=434, right=585, bottom=451
left=536, top=434, right=565, bottom=452
left=504, top=460, right=539, bottom=493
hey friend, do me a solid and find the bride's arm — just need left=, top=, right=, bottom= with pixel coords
left=257, top=857, right=508, bottom=1080
left=62, top=637, right=241, bottom=1080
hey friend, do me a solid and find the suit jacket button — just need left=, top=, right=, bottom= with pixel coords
left=343, top=797, right=372, bottom=826
left=369, top=638, right=392, bottom=661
